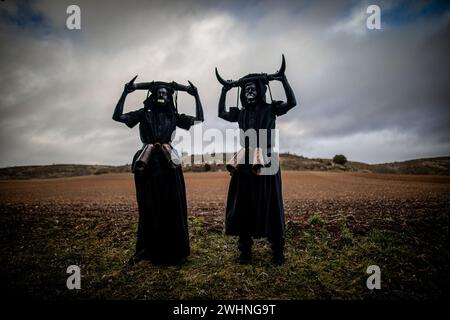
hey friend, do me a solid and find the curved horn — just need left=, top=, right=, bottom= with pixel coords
left=267, top=54, right=286, bottom=80
left=215, top=68, right=238, bottom=87
left=130, top=74, right=138, bottom=85
left=125, top=74, right=138, bottom=89
left=278, top=54, right=286, bottom=75
left=187, top=80, right=196, bottom=90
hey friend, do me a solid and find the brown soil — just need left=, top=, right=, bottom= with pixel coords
left=0, top=171, right=448, bottom=299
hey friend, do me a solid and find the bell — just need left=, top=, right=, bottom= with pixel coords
left=252, top=147, right=265, bottom=175
left=134, top=144, right=155, bottom=171
left=226, top=148, right=246, bottom=175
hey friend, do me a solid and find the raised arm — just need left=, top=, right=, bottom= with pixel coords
left=112, top=78, right=142, bottom=128
left=112, top=90, right=128, bottom=122
left=218, top=86, right=240, bottom=122
left=187, top=81, right=204, bottom=122
left=272, top=75, right=297, bottom=116
left=176, top=81, right=204, bottom=130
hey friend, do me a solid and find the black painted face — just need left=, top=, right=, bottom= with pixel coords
left=244, top=82, right=257, bottom=104
left=156, top=87, right=169, bottom=105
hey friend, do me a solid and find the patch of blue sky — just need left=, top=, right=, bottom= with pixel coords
left=0, top=0, right=52, bottom=35
left=380, top=0, right=450, bottom=27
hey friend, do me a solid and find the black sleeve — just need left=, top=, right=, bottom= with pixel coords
left=218, top=87, right=240, bottom=122
left=120, top=109, right=143, bottom=128
left=271, top=100, right=289, bottom=117
left=176, top=113, right=195, bottom=130
left=271, top=75, right=297, bottom=116
left=112, top=90, right=143, bottom=128
left=222, top=107, right=240, bottom=122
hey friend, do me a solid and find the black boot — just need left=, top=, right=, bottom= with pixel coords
left=239, top=249, right=252, bottom=264
left=272, top=250, right=285, bottom=265
left=270, top=236, right=286, bottom=265
left=127, top=249, right=147, bottom=266
left=238, top=235, right=253, bottom=264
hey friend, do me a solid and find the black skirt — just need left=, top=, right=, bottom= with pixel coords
left=132, top=150, right=190, bottom=264
left=225, top=165, right=285, bottom=239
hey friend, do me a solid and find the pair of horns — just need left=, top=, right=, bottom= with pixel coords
left=129, top=77, right=193, bottom=92
left=215, top=54, right=286, bottom=88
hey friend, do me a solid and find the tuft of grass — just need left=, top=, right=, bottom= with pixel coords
left=340, top=226, right=354, bottom=244
left=308, top=214, right=323, bottom=226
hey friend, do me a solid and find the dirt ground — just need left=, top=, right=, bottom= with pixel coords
left=2, top=170, right=448, bottom=204
left=0, top=171, right=449, bottom=299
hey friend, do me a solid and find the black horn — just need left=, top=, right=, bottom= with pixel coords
left=215, top=68, right=239, bottom=87
left=170, top=81, right=190, bottom=92
left=267, top=54, right=286, bottom=80
left=134, top=81, right=173, bottom=91
left=129, top=75, right=138, bottom=85
left=134, top=82, right=155, bottom=90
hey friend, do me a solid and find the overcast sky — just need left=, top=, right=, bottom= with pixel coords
left=0, top=0, right=449, bottom=166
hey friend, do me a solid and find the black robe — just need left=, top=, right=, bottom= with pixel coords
left=121, top=107, right=195, bottom=264
left=224, top=102, right=286, bottom=240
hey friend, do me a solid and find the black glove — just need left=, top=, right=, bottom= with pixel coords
left=187, top=80, right=198, bottom=96
left=124, top=75, right=137, bottom=94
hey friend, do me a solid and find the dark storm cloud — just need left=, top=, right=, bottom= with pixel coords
left=0, top=0, right=449, bottom=166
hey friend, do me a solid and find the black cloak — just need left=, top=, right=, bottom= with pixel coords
left=114, top=85, right=200, bottom=264
left=219, top=74, right=296, bottom=240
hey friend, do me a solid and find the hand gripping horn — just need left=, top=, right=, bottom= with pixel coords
left=266, top=54, right=286, bottom=81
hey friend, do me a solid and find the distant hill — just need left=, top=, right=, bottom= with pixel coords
left=0, top=164, right=130, bottom=180
left=279, top=154, right=450, bottom=175
left=0, top=155, right=449, bottom=180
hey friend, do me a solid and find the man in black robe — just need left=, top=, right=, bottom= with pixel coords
left=113, top=76, right=204, bottom=265
left=217, top=58, right=297, bottom=264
